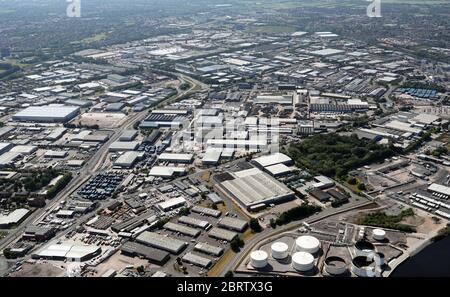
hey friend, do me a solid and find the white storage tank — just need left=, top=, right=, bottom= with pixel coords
left=375, top=252, right=385, bottom=267
left=351, top=256, right=376, bottom=277
left=295, top=235, right=320, bottom=254
left=354, top=240, right=376, bottom=257
left=250, top=250, right=268, bottom=268
left=292, top=252, right=314, bottom=272
left=372, top=228, right=386, bottom=241
left=271, top=242, right=289, bottom=260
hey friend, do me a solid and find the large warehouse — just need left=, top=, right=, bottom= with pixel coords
left=136, top=231, right=187, bottom=254
left=215, top=168, right=295, bottom=210
left=12, top=106, right=80, bottom=123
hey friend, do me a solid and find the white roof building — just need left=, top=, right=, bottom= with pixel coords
left=12, top=106, right=80, bottom=123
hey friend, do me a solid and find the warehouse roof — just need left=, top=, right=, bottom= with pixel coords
left=253, top=153, right=292, bottom=167
left=208, top=227, right=237, bottom=242
left=157, top=197, right=186, bottom=211
left=114, top=151, right=144, bottom=167
left=218, top=168, right=294, bottom=207
left=121, top=241, right=170, bottom=264
left=194, top=242, right=224, bottom=256
left=182, top=252, right=212, bottom=268
left=136, top=231, right=187, bottom=254
left=0, top=208, right=30, bottom=227
left=428, top=183, right=450, bottom=196
left=218, top=217, right=248, bottom=232
left=13, top=106, right=80, bottom=121
left=157, top=153, right=194, bottom=162
left=264, top=163, right=292, bottom=176
left=149, top=166, right=186, bottom=177
left=109, top=141, right=140, bottom=151
left=191, top=206, right=221, bottom=217
left=163, top=222, right=201, bottom=237
left=178, top=216, right=210, bottom=229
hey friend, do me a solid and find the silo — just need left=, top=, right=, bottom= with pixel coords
left=271, top=242, right=289, bottom=260
left=250, top=250, right=268, bottom=268
left=292, top=252, right=314, bottom=272
left=354, top=240, right=376, bottom=257
left=295, top=235, right=320, bottom=254
left=351, top=256, right=376, bottom=277
left=372, top=229, right=386, bottom=241
left=324, top=256, right=347, bottom=276
left=375, top=252, right=385, bottom=267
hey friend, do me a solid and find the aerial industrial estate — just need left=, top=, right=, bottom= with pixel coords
left=0, top=0, right=449, bottom=279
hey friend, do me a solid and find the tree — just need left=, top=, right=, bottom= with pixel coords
left=249, top=218, right=262, bottom=233
left=224, top=271, right=234, bottom=277
left=269, top=218, right=277, bottom=229
left=358, top=183, right=367, bottom=191
left=347, top=177, right=357, bottom=185
left=230, top=237, right=244, bottom=252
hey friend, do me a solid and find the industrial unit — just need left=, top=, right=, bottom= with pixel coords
left=136, top=231, right=187, bottom=254
left=12, top=106, right=80, bottom=123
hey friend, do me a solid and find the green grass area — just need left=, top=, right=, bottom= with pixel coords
left=358, top=208, right=416, bottom=232
left=81, top=33, right=108, bottom=44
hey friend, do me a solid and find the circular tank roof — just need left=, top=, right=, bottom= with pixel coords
left=292, top=252, right=314, bottom=265
left=251, top=250, right=268, bottom=261
left=271, top=242, right=289, bottom=253
left=325, top=256, right=347, bottom=268
left=352, top=256, right=375, bottom=268
left=373, top=229, right=386, bottom=237
left=296, top=235, right=320, bottom=250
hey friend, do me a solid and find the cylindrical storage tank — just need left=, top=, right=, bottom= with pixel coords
left=351, top=256, right=376, bottom=277
left=271, top=242, right=289, bottom=260
left=295, top=235, right=320, bottom=254
left=250, top=250, right=268, bottom=268
left=375, top=252, right=385, bottom=267
left=292, top=252, right=314, bottom=272
left=354, top=240, right=376, bottom=257
left=324, top=256, right=347, bottom=276
left=372, top=229, right=386, bottom=241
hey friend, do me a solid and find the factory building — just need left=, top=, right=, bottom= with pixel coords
left=149, top=166, right=186, bottom=178
left=218, top=217, right=248, bottom=232
left=163, top=222, right=201, bottom=237
left=208, top=227, right=238, bottom=242
left=178, top=216, right=210, bottom=229
left=253, top=153, right=293, bottom=168
left=182, top=252, right=212, bottom=268
left=194, top=242, right=224, bottom=256
left=157, top=197, right=187, bottom=212
left=12, top=106, right=80, bottom=123
left=119, top=130, right=138, bottom=141
left=32, top=244, right=101, bottom=262
left=191, top=206, right=221, bottom=218
left=157, top=153, right=194, bottom=164
left=109, top=141, right=140, bottom=152
left=121, top=241, right=170, bottom=265
left=136, top=231, right=187, bottom=254
left=0, top=208, right=31, bottom=228
left=113, top=151, right=144, bottom=168
left=215, top=168, right=295, bottom=210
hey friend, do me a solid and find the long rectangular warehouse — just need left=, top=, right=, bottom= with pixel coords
left=208, top=227, right=237, bottom=242
left=194, top=242, right=224, bottom=256
left=12, top=106, right=80, bottom=123
left=157, top=153, right=194, bottom=164
left=136, top=231, right=187, bottom=254
left=163, top=222, right=201, bottom=237
left=218, top=217, right=248, bottom=232
left=191, top=206, right=221, bottom=218
left=178, top=216, right=210, bottom=229
left=121, top=241, right=170, bottom=265
left=181, top=252, right=212, bottom=268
